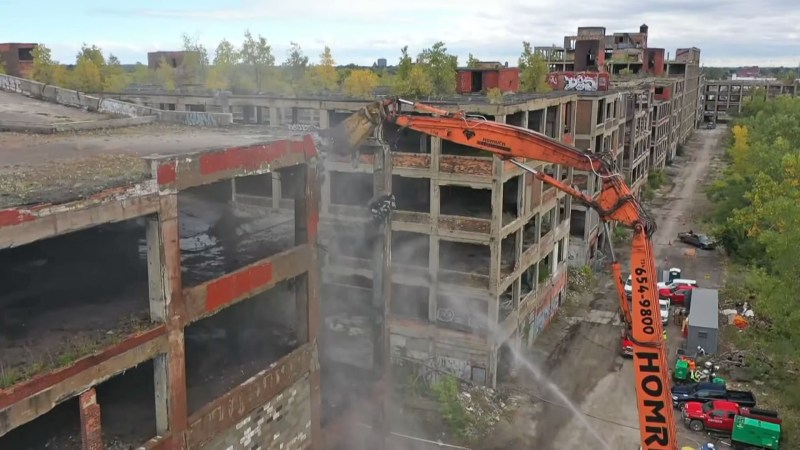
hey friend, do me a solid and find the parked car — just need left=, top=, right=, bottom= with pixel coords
left=677, top=231, right=717, bottom=250
left=620, top=332, right=633, bottom=358
left=659, top=285, right=695, bottom=305
left=707, top=121, right=717, bottom=130
left=659, top=299, right=670, bottom=325
left=680, top=400, right=781, bottom=433
left=623, top=275, right=697, bottom=298
left=671, top=382, right=757, bottom=408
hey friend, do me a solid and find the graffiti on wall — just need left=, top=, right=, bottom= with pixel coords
left=99, top=98, right=142, bottom=117
left=564, top=74, right=598, bottom=91
left=435, top=355, right=471, bottom=379
left=184, top=111, right=218, bottom=127
left=524, top=292, right=560, bottom=348
left=0, top=75, right=22, bottom=93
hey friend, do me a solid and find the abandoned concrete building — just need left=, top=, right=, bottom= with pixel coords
left=103, top=88, right=578, bottom=392
left=0, top=84, right=325, bottom=449
left=703, top=79, right=799, bottom=123
left=538, top=24, right=704, bottom=265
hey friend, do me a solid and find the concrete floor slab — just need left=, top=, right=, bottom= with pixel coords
left=0, top=90, right=114, bottom=125
left=0, top=122, right=307, bottom=208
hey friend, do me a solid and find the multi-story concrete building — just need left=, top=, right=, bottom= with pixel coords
left=538, top=24, right=703, bottom=266
left=0, top=43, right=37, bottom=78
left=0, top=77, right=322, bottom=450
left=619, top=85, right=654, bottom=197
left=104, top=89, right=578, bottom=392
left=703, top=79, right=799, bottom=123
left=563, top=89, right=626, bottom=266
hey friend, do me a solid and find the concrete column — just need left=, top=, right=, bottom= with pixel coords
left=269, top=107, right=280, bottom=127
left=256, top=106, right=265, bottom=124
left=319, top=109, right=331, bottom=129
left=428, top=236, right=439, bottom=323
left=370, top=142, right=392, bottom=450
left=554, top=104, right=564, bottom=138
left=520, top=110, right=529, bottom=129
left=145, top=191, right=187, bottom=442
left=495, top=114, right=507, bottom=124
left=428, top=137, right=441, bottom=322
left=79, top=388, right=103, bottom=450
left=538, top=108, right=546, bottom=134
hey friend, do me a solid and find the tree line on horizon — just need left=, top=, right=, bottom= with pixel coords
left=1, top=32, right=551, bottom=100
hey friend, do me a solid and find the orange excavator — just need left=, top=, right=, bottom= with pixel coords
left=326, top=97, right=676, bottom=450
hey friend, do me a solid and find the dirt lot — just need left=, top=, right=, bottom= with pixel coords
left=485, top=126, right=729, bottom=450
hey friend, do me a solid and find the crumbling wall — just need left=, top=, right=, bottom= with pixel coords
left=0, top=74, right=233, bottom=127
left=198, top=376, right=311, bottom=450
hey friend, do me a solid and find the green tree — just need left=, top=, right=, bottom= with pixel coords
left=392, top=65, right=433, bottom=98
left=213, top=39, right=240, bottom=66
left=131, top=62, right=155, bottom=85
left=342, top=69, right=379, bottom=99
left=0, top=57, right=6, bottom=75
left=31, top=44, right=62, bottom=84
left=466, top=53, right=479, bottom=68
left=155, top=56, right=176, bottom=91
left=417, top=41, right=457, bottom=95
left=240, top=30, right=275, bottom=92
left=207, top=39, right=240, bottom=90
left=397, top=46, right=413, bottom=80
left=702, top=67, right=727, bottom=80
left=518, top=42, right=551, bottom=93
left=705, top=98, right=800, bottom=445
left=71, top=55, right=103, bottom=93
left=284, top=42, right=309, bottom=90
left=76, top=44, right=105, bottom=68
left=302, top=46, right=339, bottom=93
left=102, top=54, right=129, bottom=92
left=180, top=33, right=209, bottom=85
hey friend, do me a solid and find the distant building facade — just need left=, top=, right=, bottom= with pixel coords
left=0, top=43, right=37, bottom=78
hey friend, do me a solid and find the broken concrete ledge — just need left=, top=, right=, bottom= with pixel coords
left=0, top=116, right=157, bottom=134
left=0, top=74, right=233, bottom=127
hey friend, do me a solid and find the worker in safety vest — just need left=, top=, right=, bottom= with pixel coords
left=663, top=330, right=667, bottom=341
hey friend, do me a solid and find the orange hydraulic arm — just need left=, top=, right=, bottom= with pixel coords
left=333, top=98, right=675, bottom=450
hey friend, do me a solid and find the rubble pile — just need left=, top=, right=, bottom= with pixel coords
left=567, top=266, right=593, bottom=293
left=455, top=385, right=520, bottom=442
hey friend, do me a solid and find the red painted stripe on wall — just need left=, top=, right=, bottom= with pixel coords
left=0, top=209, right=36, bottom=227
left=205, top=261, right=274, bottom=312
left=199, top=141, right=305, bottom=175
left=157, top=162, right=177, bottom=185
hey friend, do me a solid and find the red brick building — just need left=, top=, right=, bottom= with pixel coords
left=0, top=43, right=37, bottom=78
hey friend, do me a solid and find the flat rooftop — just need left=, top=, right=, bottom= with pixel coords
left=0, top=124, right=309, bottom=208
left=0, top=91, right=115, bottom=126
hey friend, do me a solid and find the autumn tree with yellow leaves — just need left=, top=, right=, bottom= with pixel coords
left=342, top=69, right=379, bottom=98
left=706, top=94, right=800, bottom=447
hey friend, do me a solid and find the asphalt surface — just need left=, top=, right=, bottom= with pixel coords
left=484, top=126, right=728, bottom=450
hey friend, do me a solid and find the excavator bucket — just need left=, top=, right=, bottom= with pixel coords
left=320, top=100, right=388, bottom=157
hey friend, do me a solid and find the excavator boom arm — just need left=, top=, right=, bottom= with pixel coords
left=328, top=98, right=677, bottom=450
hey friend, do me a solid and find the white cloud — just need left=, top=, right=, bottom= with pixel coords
left=72, top=0, right=800, bottom=67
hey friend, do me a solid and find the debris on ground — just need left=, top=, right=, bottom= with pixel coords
left=455, top=384, right=521, bottom=442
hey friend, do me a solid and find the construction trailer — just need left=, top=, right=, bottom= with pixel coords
left=686, top=288, right=719, bottom=355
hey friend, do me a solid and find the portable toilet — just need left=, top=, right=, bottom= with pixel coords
left=668, top=267, right=682, bottom=282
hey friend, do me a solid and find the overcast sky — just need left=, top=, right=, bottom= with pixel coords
left=2, top=0, right=798, bottom=67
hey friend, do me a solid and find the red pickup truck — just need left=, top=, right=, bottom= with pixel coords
left=680, top=400, right=781, bottom=433
left=658, top=285, right=694, bottom=305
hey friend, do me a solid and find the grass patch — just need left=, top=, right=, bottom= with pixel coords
left=0, top=311, right=152, bottom=389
